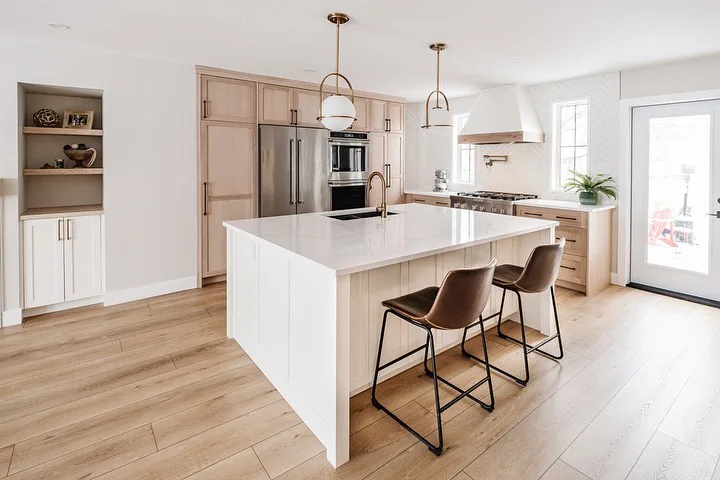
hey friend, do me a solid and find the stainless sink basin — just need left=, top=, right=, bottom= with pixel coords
left=328, top=211, right=399, bottom=221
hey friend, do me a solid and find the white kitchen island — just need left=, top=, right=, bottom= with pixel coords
left=224, top=204, right=557, bottom=467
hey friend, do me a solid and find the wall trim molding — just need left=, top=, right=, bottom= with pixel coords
left=611, top=272, right=620, bottom=286
left=104, top=276, right=197, bottom=306
left=1, top=309, right=22, bottom=327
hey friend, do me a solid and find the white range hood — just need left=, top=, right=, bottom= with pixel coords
left=459, top=85, right=544, bottom=145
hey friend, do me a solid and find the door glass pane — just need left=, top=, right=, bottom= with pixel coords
left=646, top=114, right=711, bottom=274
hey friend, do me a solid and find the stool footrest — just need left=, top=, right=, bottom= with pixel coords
left=499, top=332, right=563, bottom=360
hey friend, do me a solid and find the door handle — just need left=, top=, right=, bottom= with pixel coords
left=66, top=219, right=72, bottom=240
left=297, top=139, right=304, bottom=204
left=706, top=211, right=720, bottom=218
left=289, top=139, right=295, bottom=204
left=202, top=100, right=208, bottom=119
left=203, top=182, right=208, bottom=215
left=385, top=164, right=391, bottom=188
left=57, top=219, right=63, bottom=242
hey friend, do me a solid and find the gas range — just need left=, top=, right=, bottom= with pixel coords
left=450, top=191, right=538, bottom=215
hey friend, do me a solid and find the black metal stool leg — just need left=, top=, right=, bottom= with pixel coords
left=495, top=288, right=508, bottom=338
left=423, top=332, right=432, bottom=377
left=477, top=316, right=495, bottom=410
left=371, top=311, right=390, bottom=407
left=427, top=331, right=444, bottom=455
left=514, top=291, right=531, bottom=386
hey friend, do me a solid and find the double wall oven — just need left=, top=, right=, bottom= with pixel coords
left=328, top=131, right=370, bottom=211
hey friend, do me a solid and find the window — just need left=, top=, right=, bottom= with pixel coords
left=552, top=100, right=588, bottom=190
left=453, top=114, right=475, bottom=183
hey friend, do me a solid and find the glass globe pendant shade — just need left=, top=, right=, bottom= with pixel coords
left=320, top=94, right=356, bottom=131
left=427, top=105, right=452, bottom=128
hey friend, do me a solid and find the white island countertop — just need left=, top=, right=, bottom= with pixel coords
left=224, top=203, right=557, bottom=276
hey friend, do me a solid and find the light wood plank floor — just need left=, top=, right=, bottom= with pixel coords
left=1, top=283, right=719, bottom=479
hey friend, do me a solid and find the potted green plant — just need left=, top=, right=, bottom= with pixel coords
left=563, top=170, right=617, bottom=205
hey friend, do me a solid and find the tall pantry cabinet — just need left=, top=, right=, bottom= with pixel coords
left=199, top=76, right=258, bottom=280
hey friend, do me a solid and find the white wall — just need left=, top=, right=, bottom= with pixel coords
left=0, top=41, right=197, bottom=317
left=621, top=54, right=720, bottom=99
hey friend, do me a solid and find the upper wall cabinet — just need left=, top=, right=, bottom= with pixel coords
left=259, top=84, right=323, bottom=127
left=349, top=97, right=370, bottom=131
left=368, top=100, right=404, bottom=133
left=202, top=76, right=257, bottom=123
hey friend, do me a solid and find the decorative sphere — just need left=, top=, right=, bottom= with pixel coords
left=320, top=95, right=356, bottom=131
left=426, top=106, right=452, bottom=128
left=32, top=109, right=61, bottom=127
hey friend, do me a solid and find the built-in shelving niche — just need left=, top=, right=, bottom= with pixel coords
left=19, top=83, right=104, bottom=215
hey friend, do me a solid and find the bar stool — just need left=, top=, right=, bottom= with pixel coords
left=461, top=239, right=565, bottom=387
left=371, top=260, right=497, bottom=456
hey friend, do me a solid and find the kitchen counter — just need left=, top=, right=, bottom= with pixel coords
left=403, top=189, right=457, bottom=199
left=224, top=204, right=556, bottom=276
left=514, top=198, right=616, bottom=213
left=224, top=204, right=557, bottom=468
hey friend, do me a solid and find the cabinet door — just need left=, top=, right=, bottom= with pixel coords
left=369, top=100, right=387, bottom=132
left=23, top=218, right=65, bottom=308
left=64, top=215, right=103, bottom=301
left=204, top=199, right=255, bottom=277
left=386, top=133, right=403, bottom=177
left=350, top=98, right=370, bottom=131
left=294, top=88, right=322, bottom=127
left=386, top=179, right=404, bottom=205
left=386, top=102, right=404, bottom=133
left=367, top=133, right=386, bottom=207
left=259, top=84, right=293, bottom=125
left=202, top=76, right=257, bottom=123
left=202, top=121, right=258, bottom=277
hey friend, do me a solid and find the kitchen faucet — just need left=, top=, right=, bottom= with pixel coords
left=367, top=171, right=388, bottom=218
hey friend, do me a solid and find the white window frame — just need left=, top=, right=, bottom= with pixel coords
left=551, top=99, right=589, bottom=191
left=453, top=113, right=475, bottom=185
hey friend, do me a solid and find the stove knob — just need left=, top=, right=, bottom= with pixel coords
left=491, top=207, right=497, bottom=213
left=499, top=208, right=506, bottom=214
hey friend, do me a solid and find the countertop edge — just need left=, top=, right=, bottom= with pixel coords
left=225, top=218, right=558, bottom=277
left=514, top=199, right=617, bottom=212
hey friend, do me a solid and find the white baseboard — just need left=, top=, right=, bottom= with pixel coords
left=1, top=309, right=22, bottom=327
left=23, top=296, right=104, bottom=318
left=611, top=272, right=620, bottom=285
left=104, top=276, right=197, bottom=306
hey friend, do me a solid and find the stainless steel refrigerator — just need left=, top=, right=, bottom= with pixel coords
left=259, top=125, right=330, bottom=217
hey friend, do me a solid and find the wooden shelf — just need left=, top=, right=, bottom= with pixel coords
left=20, top=204, right=104, bottom=220
left=23, top=127, right=103, bottom=137
left=24, top=168, right=103, bottom=176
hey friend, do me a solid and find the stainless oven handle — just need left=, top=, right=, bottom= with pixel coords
left=289, top=139, right=295, bottom=205
left=297, top=139, right=303, bottom=204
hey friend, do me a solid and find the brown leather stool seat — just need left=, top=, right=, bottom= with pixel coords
left=461, top=239, right=566, bottom=387
left=381, top=287, right=439, bottom=324
left=372, top=260, right=497, bottom=457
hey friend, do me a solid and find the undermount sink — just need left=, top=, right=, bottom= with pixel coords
left=328, top=211, right=399, bottom=221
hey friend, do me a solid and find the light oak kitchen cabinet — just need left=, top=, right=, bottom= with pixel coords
left=406, top=194, right=451, bottom=207
left=349, top=97, right=370, bottom=131
left=368, top=132, right=404, bottom=206
left=258, top=84, right=322, bottom=127
left=201, top=76, right=257, bottom=123
left=201, top=121, right=257, bottom=278
left=23, top=214, right=103, bottom=308
left=369, top=100, right=404, bottom=133
left=515, top=202, right=614, bottom=296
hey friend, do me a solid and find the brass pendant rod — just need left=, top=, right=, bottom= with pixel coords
left=436, top=48, right=441, bottom=108
left=335, top=20, right=340, bottom=94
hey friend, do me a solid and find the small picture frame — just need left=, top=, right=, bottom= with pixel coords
left=62, top=110, right=94, bottom=129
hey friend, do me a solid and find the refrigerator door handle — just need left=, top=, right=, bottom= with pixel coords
left=289, top=139, right=295, bottom=205
left=297, top=139, right=304, bottom=204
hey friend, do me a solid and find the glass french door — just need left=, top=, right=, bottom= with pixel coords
left=631, top=100, right=720, bottom=302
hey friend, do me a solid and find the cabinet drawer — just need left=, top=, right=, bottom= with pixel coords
left=555, top=226, right=587, bottom=257
left=557, top=253, right=587, bottom=285
left=516, top=206, right=587, bottom=229
left=411, top=195, right=450, bottom=207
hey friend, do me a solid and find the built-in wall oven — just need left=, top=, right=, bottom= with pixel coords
left=328, top=131, right=369, bottom=211
left=328, top=131, right=369, bottom=184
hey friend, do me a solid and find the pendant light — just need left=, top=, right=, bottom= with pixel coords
left=422, top=43, right=452, bottom=128
left=317, top=12, right=357, bottom=132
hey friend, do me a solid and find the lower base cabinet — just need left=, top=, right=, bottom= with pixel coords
left=23, top=214, right=103, bottom=308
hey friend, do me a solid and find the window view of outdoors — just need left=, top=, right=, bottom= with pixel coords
left=553, top=101, right=588, bottom=189
left=646, top=115, right=711, bottom=274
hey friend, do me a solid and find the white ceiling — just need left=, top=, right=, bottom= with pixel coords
left=2, top=0, right=720, bottom=101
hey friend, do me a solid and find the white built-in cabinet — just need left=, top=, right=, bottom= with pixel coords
left=23, top=215, right=103, bottom=308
